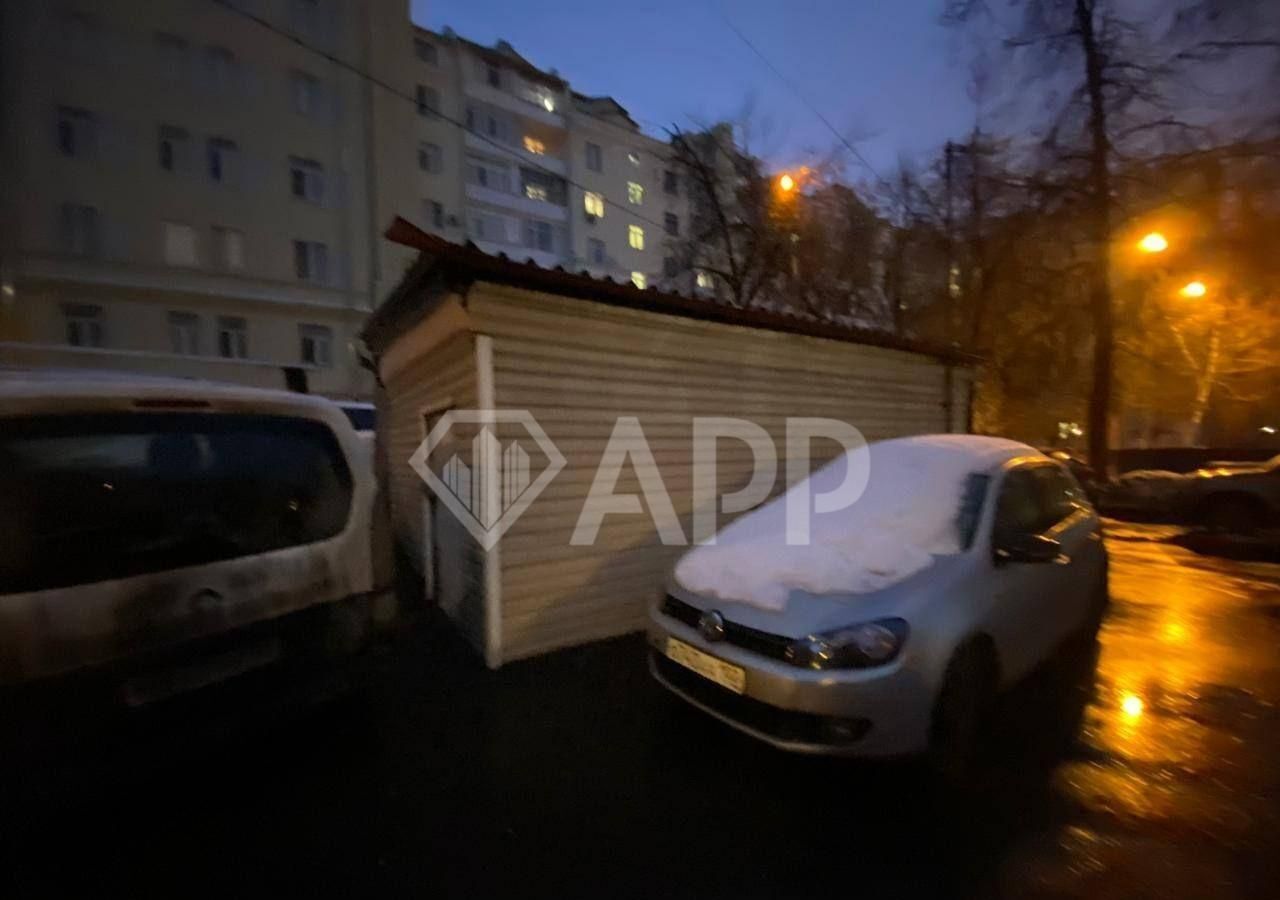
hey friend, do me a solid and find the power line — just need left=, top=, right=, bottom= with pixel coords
left=210, top=0, right=675, bottom=238
left=710, top=5, right=892, bottom=191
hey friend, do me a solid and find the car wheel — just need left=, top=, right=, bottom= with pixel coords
left=928, top=642, right=997, bottom=783
left=1200, top=494, right=1264, bottom=534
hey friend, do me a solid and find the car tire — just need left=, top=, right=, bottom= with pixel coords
left=928, top=642, right=997, bottom=783
left=1200, top=494, right=1264, bottom=535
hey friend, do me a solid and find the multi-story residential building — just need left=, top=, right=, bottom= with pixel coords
left=401, top=28, right=691, bottom=292
left=0, top=4, right=694, bottom=399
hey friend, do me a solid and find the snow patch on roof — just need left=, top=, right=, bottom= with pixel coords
left=674, top=435, right=1038, bottom=611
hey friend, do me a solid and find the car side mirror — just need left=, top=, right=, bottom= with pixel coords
left=994, top=532, right=1061, bottom=565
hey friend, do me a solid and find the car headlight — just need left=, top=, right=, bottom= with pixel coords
left=784, top=618, right=909, bottom=670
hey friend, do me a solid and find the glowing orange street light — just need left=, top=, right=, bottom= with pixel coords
left=1179, top=280, right=1207, bottom=299
left=778, top=173, right=795, bottom=193
left=1138, top=231, right=1168, bottom=254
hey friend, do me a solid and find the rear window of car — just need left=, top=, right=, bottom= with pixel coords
left=341, top=405, right=375, bottom=431
left=0, top=412, right=352, bottom=594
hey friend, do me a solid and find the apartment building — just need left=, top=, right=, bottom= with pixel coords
left=401, top=28, right=691, bottom=291
left=0, top=3, right=695, bottom=399
left=0, top=0, right=414, bottom=398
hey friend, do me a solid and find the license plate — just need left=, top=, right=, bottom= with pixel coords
left=665, top=637, right=746, bottom=694
left=122, top=638, right=283, bottom=708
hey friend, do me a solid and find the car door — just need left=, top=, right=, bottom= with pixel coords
left=985, top=464, right=1065, bottom=682
left=1033, top=463, right=1105, bottom=643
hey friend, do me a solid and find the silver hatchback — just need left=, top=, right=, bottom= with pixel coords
left=648, top=437, right=1108, bottom=762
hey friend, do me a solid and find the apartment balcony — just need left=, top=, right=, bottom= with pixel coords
left=465, top=183, right=568, bottom=222
left=464, top=79, right=565, bottom=129
left=464, top=130, right=566, bottom=176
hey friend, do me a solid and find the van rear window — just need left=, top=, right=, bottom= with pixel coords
left=0, top=413, right=352, bottom=594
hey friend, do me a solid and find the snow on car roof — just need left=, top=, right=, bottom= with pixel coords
left=674, top=434, right=1042, bottom=611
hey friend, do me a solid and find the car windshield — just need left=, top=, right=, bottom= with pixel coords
left=0, top=413, right=352, bottom=594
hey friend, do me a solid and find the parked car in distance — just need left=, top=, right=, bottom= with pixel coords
left=649, top=436, right=1108, bottom=771
left=1185, top=454, right=1280, bottom=533
left=0, top=371, right=396, bottom=747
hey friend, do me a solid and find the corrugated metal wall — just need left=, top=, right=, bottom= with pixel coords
left=381, top=331, right=487, bottom=652
left=469, top=285, right=963, bottom=663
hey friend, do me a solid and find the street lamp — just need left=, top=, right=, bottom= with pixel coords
left=777, top=173, right=795, bottom=193
left=1138, top=232, right=1169, bottom=254
left=1179, top=280, right=1207, bottom=299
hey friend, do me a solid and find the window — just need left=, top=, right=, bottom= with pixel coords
left=664, top=212, right=679, bottom=236
left=59, top=204, right=100, bottom=257
left=631, top=271, right=646, bottom=289
left=627, top=151, right=641, bottom=166
left=696, top=270, right=714, bottom=289
left=289, top=156, right=325, bottom=203
left=588, top=238, right=606, bottom=265
left=56, top=106, right=96, bottom=158
left=583, top=192, right=604, bottom=219
left=216, top=316, right=249, bottom=359
left=416, top=84, right=439, bottom=117
left=627, top=182, right=644, bottom=205
left=212, top=227, right=245, bottom=271
left=155, top=32, right=189, bottom=81
left=524, top=220, right=554, bottom=253
left=522, top=135, right=546, bottom=155
left=414, top=37, right=437, bottom=65
left=663, top=256, right=678, bottom=278
left=204, top=46, right=237, bottom=93
left=207, top=137, right=238, bottom=184
left=418, top=141, right=443, bottom=173
left=0, top=413, right=352, bottom=594
left=425, top=200, right=445, bottom=229
left=293, top=240, right=329, bottom=283
left=663, top=169, right=679, bottom=195
left=299, top=323, right=333, bottom=367
left=521, top=168, right=566, bottom=205
left=993, top=468, right=1045, bottom=539
left=158, top=124, right=188, bottom=172
left=168, top=311, right=200, bottom=355
left=486, top=64, right=501, bottom=88
left=62, top=303, right=103, bottom=348
left=628, top=224, right=645, bottom=250
left=525, top=184, right=548, bottom=202
left=467, top=158, right=511, bottom=193
left=585, top=142, right=602, bottom=172
left=163, top=222, right=198, bottom=267
left=291, top=70, right=323, bottom=116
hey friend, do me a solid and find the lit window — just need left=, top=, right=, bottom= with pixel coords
left=213, top=227, right=245, bottom=271
left=216, top=315, right=248, bottom=359
left=62, top=303, right=103, bottom=348
left=168, top=311, right=200, bottom=356
left=628, top=224, right=644, bottom=250
left=583, top=192, right=604, bottom=218
left=696, top=270, right=713, bottom=289
left=299, top=323, right=333, bottom=367
left=628, top=151, right=640, bottom=166
left=525, top=184, right=549, bottom=202
left=631, top=271, right=646, bottom=289
left=163, top=221, right=199, bottom=267
left=523, top=136, right=546, bottom=155
left=627, top=182, right=644, bottom=205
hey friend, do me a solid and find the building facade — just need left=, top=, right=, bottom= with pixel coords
left=0, top=2, right=692, bottom=399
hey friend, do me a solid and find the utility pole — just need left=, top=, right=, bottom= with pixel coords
left=943, top=141, right=956, bottom=346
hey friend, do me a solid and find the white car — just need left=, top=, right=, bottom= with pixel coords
left=0, top=371, right=395, bottom=742
left=649, top=435, right=1108, bottom=769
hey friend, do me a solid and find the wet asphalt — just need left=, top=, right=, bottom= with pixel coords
left=4, top=524, right=1279, bottom=899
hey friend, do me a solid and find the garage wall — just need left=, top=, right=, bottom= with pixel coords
left=469, top=284, right=963, bottom=663
left=380, top=329, right=486, bottom=652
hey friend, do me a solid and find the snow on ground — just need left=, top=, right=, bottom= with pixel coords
left=674, top=435, right=1037, bottom=611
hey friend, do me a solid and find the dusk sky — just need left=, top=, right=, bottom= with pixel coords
left=411, top=0, right=978, bottom=182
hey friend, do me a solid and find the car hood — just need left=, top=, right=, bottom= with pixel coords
left=666, top=552, right=974, bottom=639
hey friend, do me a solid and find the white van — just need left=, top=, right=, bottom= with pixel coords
left=0, top=371, right=395, bottom=732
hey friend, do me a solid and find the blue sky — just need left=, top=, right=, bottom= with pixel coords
left=411, top=0, right=978, bottom=182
